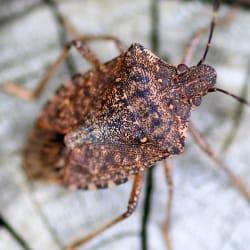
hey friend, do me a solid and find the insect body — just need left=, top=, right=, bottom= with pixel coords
left=24, top=43, right=216, bottom=190
left=2, top=0, right=250, bottom=249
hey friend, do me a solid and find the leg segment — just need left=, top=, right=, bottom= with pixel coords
left=67, top=173, right=144, bottom=250
left=76, top=35, right=126, bottom=53
left=162, top=160, right=174, bottom=250
left=2, top=19, right=126, bottom=101
left=189, top=122, right=250, bottom=200
left=2, top=39, right=101, bottom=100
left=58, top=14, right=126, bottom=52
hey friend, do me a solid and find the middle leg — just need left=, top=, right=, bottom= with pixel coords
left=67, top=172, right=144, bottom=250
left=189, top=122, right=250, bottom=200
left=162, top=160, right=174, bottom=250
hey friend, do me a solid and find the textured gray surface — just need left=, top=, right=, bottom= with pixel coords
left=0, top=1, right=250, bottom=250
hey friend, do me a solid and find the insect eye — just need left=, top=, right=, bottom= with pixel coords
left=177, top=64, right=188, bottom=74
left=192, top=97, right=202, bottom=106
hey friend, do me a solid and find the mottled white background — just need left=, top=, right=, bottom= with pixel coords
left=0, top=1, right=249, bottom=250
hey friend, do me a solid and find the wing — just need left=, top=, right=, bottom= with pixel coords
left=24, top=46, right=129, bottom=183
left=64, top=43, right=189, bottom=155
left=38, top=52, right=126, bottom=134
left=63, top=143, right=169, bottom=189
left=24, top=123, right=169, bottom=188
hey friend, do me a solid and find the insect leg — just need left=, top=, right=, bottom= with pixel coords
left=1, top=39, right=101, bottom=100
left=189, top=122, right=250, bottom=200
left=162, top=160, right=174, bottom=250
left=76, top=35, right=126, bottom=53
left=57, top=14, right=126, bottom=52
left=67, top=172, right=144, bottom=250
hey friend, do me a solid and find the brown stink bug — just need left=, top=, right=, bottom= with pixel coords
left=2, top=0, right=250, bottom=249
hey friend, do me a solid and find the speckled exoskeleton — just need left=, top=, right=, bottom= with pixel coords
left=2, top=0, right=250, bottom=249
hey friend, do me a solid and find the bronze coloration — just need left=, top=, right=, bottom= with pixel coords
left=25, top=43, right=216, bottom=190
left=2, top=0, right=250, bottom=249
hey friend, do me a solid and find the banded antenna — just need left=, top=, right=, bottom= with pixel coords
left=197, top=0, right=220, bottom=66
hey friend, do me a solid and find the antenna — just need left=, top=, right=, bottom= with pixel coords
left=208, top=87, right=250, bottom=106
left=197, top=0, right=220, bottom=66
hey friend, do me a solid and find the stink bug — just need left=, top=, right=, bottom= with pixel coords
left=2, top=0, right=250, bottom=249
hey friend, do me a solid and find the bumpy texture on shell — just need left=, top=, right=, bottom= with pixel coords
left=24, top=43, right=215, bottom=189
